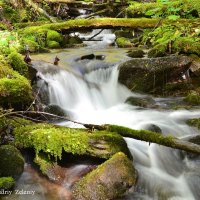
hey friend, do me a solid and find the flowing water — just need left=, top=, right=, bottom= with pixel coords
left=3, top=32, right=200, bottom=200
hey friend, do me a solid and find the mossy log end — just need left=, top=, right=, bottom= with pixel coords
left=106, top=125, right=200, bottom=154
left=21, top=18, right=200, bottom=34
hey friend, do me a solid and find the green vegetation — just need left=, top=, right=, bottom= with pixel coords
left=0, top=70, right=33, bottom=108
left=106, top=124, right=175, bottom=146
left=127, top=0, right=200, bottom=19
left=116, top=37, right=133, bottom=48
left=72, top=152, right=136, bottom=200
left=184, top=91, right=200, bottom=105
left=142, top=24, right=200, bottom=57
left=187, top=118, right=200, bottom=129
left=7, top=51, right=28, bottom=77
left=14, top=123, right=132, bottom=160
left=0, top=145, right=24, bottom=177
left=34, top=153, right=54, bottom=175
left=0, top=177, right=15, bottom=189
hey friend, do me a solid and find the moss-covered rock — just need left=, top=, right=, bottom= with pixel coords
left=125, top=96, right=156, bottom=108
left=72, top=152, right=136, bottom=200
left=0, top=70, right=33, bottom=109
left=47, top=30, right=63, bottom=43
left=47, top=40, right=60, bottom=49
left=7, top=51, right=28, bottom=77
left=127, top=49, right=145, bottom=58
left=148, top=43, right=168, bottom=58
left=118, top=55, right=191, bottom=93
left=187, top=118, right=200, bottom=129
left=14, top=123, right=132, bottom=160
left=0, top=177, right=15, bottom=190
left=114, top=30, right=133, bottom=39
left=0, top=145, right=24, bottom=177
left=116, top=37, right=133, bottom=48
left=184, top=91, right=200, bottom=105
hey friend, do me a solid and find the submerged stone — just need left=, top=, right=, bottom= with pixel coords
left=72, top=152, right=136, bottom=200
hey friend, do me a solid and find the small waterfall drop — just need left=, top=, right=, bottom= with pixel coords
left=36, top=59, right=200, bottom=199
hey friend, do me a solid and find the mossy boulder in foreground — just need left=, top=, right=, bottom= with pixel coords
left=0, top=177, right=15, bottom=190
left=0, top=145, right=24, bottom=177
left=118, top=55, right=191, bottom=93
left=72, top=152, right=136, bottom=200
left=14, top=123, right=132, bottom=160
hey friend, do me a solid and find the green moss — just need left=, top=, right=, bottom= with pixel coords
left=34, top=153, right=54, bottom=175
left=0, top=58, right=14, bottom=79
left=47, top=30, right=62, bottom=43
left=72, top=152, right=136, bottom=200
left=0, top=177, right=15, bottom=190
left=184, top=91, right=200, bottom=105
left=126, top=0, right=199, bottom=18
left=172, top=37, right=200, bottom=56
left=47, top=40, right=60, bottom=49
left=187, top=118, right=200, bottom=129
left=0, top=71, right=33, bottom=108
left=148, top=43, right=168, bottom=58
left=14, top=123, right=131, bottom=160
left=0, top=145, right=24, bottom=177
left=107, top=124, right=175, bottom=146
left=116, top=37, right=133, bottom=48
left=7, top=51, right=28, bottom=77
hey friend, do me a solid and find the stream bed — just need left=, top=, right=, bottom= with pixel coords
left=3, top=43, right=200, bottom=200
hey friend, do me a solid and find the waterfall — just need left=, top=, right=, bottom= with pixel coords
left=37, top=62, right=200, bottom=200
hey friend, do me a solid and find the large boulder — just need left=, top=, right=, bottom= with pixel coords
left=0, top=145, right=24, bottom=177
left=118, top=55, right=192, bottom=93
left=72, top=152, right=137, bottom=200
left=14, top=123, right=132, bottom=160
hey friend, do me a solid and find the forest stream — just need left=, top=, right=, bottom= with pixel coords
left=1, top=30, right=200, bottom=200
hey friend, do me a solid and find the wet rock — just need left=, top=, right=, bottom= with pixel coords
left=76, top=54, right=105, bottom=61
left=114, top=30, right=133, bottom=39
left=125, top=96, right=156, bottom=108
left=189, top=56, right=200, bottom=76
left=145, top=124, right=162, bottom=134
left=72, top=152, right=137, bottom=200
left=44, top=104, right=66, bottom=116
left=0, top=145, right=24, bottom=177
left=62, top=35, right=83, bottom=48
left=118, top=55, right=192, bottom=93
left=127, top=49, right=145, bottom=58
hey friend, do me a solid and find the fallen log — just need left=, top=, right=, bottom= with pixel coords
left=21, top=18, right=200, bottom=34
left=106, top=125, right=200, bottom=154
left=1, top=111, right=200, bottom=154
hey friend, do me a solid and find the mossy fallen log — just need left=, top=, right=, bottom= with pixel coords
left=106, top=125, right=200, bottom=154
left=20, top=18, right=200, bottom=35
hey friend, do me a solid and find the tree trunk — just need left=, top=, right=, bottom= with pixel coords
left=22, top=18, right=200, bottom=33
left=106, top=125, right=200, bottom=154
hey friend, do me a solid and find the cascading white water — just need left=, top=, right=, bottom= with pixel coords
left=37, top=62, right=200, bottom=200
